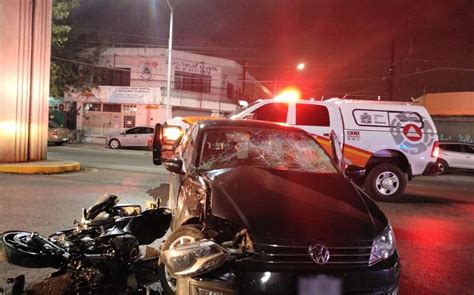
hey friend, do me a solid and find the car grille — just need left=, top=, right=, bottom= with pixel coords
left=251, top=240, right=379, bottom=266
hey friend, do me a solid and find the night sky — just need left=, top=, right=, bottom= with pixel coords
left=71, top=0, right=474, bottom=100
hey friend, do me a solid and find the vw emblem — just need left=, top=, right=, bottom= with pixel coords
left=308, top=244, right=330, bottom=264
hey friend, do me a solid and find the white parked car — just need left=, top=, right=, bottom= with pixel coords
left=106, top=126, right=154, bottom=149
left=437, top=142, right=474, bottom=174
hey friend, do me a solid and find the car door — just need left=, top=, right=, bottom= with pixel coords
left=439, top=144, right=463, bottom=168
left=134, top=127, right=152, bottom=147
left=291, top=102, right=335, bottom=154
left=463, top=144, right=474, bottom=170
left=144, top=127, right=155, bottom=147
left=121, top=128, right=139, bottom=146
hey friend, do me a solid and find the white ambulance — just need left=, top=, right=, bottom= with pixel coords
left=159, top=98, right=440, bottom=201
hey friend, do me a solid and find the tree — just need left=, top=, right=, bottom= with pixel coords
left=50, top=0, right=105, bottom=98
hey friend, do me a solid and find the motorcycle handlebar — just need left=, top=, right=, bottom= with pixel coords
left=30, top=232, right=70, bottom=261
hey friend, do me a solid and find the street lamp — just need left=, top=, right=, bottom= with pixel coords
left=165, top=0, right=173, bottom=120
left=297, top=62, right=305, bottom=71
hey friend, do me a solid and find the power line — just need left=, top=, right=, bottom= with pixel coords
left=53, top=56, right=474, bottom=84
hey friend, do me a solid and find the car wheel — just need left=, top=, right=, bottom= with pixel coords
left=158, top=225, right=205, bottom=295
left=436, top=159, right=449, bottom=175
left=364, top=163, right=406, bottom=202
left=109, top=139, right=121, bottom=149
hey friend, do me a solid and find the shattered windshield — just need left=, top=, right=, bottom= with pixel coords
left=198, top=127, right=337, bottom=173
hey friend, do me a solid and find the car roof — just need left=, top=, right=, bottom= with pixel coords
left=255, top=98, right=414, bottom=106
left=196, top=119, right=305, bottom=133
left=440, top=141, right=473, bottom=145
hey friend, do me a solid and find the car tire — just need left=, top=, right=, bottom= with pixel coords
left=54, top=142, right=63, bottom=146
left=158, top=224, right=205, bottom=295
left=109, top=139, right=121, bottom=149
left=364, top=163, right=406, bottom=202
left=436, top=159, right=449, bottom=175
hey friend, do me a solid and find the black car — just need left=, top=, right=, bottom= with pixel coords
left=152, top=119, right=400, bottom=295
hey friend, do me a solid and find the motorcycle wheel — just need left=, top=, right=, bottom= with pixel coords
left=1, top=231, right=62, bottom=268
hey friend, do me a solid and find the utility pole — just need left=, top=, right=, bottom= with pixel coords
left=165, top=0, right=173, bottom=120
left=387, top=40, right=395, bottom=101
left=242, top=60, right=247, bottom=99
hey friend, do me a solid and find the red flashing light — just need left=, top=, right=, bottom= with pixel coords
left=274, top=88, right=301, bottom=102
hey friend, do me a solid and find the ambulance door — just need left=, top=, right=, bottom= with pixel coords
left=290, top=102, right=338, bottom=154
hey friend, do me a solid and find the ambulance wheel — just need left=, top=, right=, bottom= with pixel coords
left=365, top=163, right=406, bottom=202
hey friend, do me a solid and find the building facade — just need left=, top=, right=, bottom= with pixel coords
left=416, top=92, right=474, bottom=143
left=64, top=47, right=270, bottom=139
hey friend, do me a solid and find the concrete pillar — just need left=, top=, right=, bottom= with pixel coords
left=0, top=0, right=52, bottom=163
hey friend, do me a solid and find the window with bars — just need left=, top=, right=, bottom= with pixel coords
left=123, top=104, right=137, bottom=113
left=174, top=71, right=211, bottom=93
left=98, top=68, right=131, bottom=86
left=87, top=103, right=102, bottom=112
left=102, top=104, right=121, bottom=112
left=123, top=115, right=136, bottom=128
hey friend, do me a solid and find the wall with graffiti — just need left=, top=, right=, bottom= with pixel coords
left=434, top=116, right=474, bottom=143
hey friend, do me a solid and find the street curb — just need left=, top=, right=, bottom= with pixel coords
left=0, top=160, right=81, bottom=174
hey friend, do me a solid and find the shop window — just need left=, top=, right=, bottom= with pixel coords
left=103, top=104, right=121, bottom=112
left=87, top=103, right=102, bottom=112
left=295, top=104, right=330, bottom=126
left=123, top=104, right=137, bottom=113
left=175, top=71, right=211, bottom=93
left=98, top=68, right=131, bottom=86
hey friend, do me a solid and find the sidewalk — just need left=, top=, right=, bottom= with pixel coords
left=0, top=160, right=80, bottom=174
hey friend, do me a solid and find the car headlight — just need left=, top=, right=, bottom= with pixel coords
left=370, top=225, right=396, bottom=264
left=161, top=240, right=229, bottom=277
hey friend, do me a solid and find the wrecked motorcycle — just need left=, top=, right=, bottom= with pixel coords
left=0, top=194, right=171, bottom=294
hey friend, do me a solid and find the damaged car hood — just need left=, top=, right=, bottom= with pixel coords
left=204, top=166, right=387, bottom=244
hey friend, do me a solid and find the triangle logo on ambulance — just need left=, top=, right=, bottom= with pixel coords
left=402, top=124, right=422, bottom=141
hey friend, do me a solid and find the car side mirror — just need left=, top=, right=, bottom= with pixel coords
left=121, top=131, right=126, bottom=135
left=164, top=158, right=184, bottom=174
left=153, top=124, right=184, bottom=166
left=345, top=165, right=366, bottom=180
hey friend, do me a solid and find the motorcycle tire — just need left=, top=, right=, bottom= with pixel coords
left=1, top=231, right=62, bottom=268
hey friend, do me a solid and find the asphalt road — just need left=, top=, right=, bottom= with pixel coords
left=47, top=143, right=167, bottom=174
left=0, top=144, right=473, bottom=294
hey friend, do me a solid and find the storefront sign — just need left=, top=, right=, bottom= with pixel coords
left=66, top=86, right=162, bottom=104
left=108, top=87, right=158, bottom=104
left=172, top=60, right=218, bottom=75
